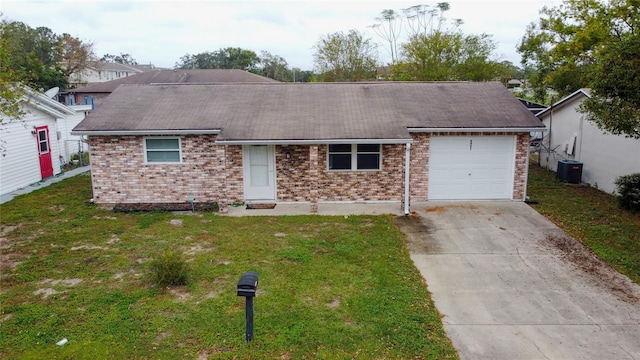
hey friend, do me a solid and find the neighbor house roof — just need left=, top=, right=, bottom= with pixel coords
left=91, top=61, right=155, bottom=73
left=71, top=69, right=279, bottom=94
left=518, top=98, right=548, bottom=115
left=536, top=88, right=591, bottom=118
left=73, top=82, right=544, bottom=142
left=22, top=87, right=75, bottom=119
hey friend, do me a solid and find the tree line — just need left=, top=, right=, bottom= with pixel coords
left=312, top=3, right=521, bottom=83
left=517, top=0, right=639, bottom=138
left=2, top=0, right=638, bottom=138
left=175, top=48, right=314, bottom=82
left=0, top=17, right=97, bottom=118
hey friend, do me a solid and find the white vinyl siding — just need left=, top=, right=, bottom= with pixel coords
left=328, top=144, right=381, bottom=171
left=0, top=107, right=62, bottom=196
left=145, top=138, right=182, bottom=163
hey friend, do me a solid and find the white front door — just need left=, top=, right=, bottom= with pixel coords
left=244, top=145, right=276, bottom=201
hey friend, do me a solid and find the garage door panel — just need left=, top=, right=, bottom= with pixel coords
left=471, top=168, right=493, bottom=180
left=428, top=136, right=515, bottom=200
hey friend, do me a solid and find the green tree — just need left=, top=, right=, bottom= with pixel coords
left=580, top=32, right=640, bottom=138
left=313, top=29, right=378, bottom=82
left=1, top=14, right=102, bottom=121
left=258, top=51, right=290, bottom=81
left=370, top=3, right=504, bottom=82
left=0, top=32, right=24, bottom=120
left=101, top=53, right=138, bottom=65
left=518, top=0, right=640, bottom=137
left=396, top=30, right=502, bottom=81
left=175, top=51, right=217, bottom=69
left=291, top=68, right=315, bottom=82
left=175, top=47, right=260, bottom=71
left=518, top=0, right=623, bottom=99
left=0, top=19, right=67, bottom=91
left=498, top=60, right=525, bottom=85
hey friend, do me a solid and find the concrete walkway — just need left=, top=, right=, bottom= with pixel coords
left=0, top=166, right=91, bottom=205
left=226, top=201, right=404, bottom=216
left=396, top=201, right=640, bottom=360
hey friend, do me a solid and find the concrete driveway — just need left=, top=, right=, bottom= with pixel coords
left=396, top=201, right=640, bottom=360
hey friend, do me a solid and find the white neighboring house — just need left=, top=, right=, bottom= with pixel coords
left=0, top=87, right=92, bottom=196
left=68, top=62, right=156, bottom=88
left=536, top=88, right=640, bottom=194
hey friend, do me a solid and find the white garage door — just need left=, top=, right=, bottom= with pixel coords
left=428, top=135, right=515, bottom=200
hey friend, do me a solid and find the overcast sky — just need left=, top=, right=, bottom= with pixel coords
left=2, top=0, right=562, bottom=70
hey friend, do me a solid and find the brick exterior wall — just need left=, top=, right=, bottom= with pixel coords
left=410, top=133, right=430, bottom=202
left=513, top=133, right=530, bottom=201
left=89, top=135, right=226, bottom=205
left=275, top=144, right=405, bottom=203
left=224, top=145, right=244, bottom=204
left=316, top=144, right=404, bottom=202
left=89, top=133, right=530, bottom=210
left=275, top=145, right=312, bottom=202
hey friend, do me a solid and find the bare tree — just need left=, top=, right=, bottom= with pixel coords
left=403, top=3, right=462, bottom=37
left=370, top=9, right=402, bottom=64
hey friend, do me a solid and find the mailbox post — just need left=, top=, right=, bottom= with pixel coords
left=237, top=271, right=258, bottom=343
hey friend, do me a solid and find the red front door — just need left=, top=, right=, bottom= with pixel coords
left=36, top=126, right=54, bottom=179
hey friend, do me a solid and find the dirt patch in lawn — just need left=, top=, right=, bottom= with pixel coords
left=169, top=287, right=191, bottom=302
left=34, top=278, right=84, bottom=299
left=545, top=233, right=639, bottom=304
left=0, top=224, right=20, bottom=237
left=33, top=288, right=60, bottom=299
left=183, top=242, right=217, bottom=256
left=71, top=245, right=110, bottom=251
left=393, top=215, right=441, bottom=254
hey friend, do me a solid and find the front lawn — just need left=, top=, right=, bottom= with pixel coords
left=0, top=173, right=457, bottom=359
left=527, top=163, right=640, bottom=284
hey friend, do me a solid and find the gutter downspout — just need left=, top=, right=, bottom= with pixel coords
left=547, top=101, right=553, bottom=168
left=404, top=142, right=411, bottom=215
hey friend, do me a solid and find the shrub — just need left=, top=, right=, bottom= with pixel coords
left=70, top=152, right=90, bottom=165
left=150, top=251, right=190, bottom=286
left=615, top=173, right=640, bottom=213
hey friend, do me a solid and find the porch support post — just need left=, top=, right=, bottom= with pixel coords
left=309, top=145, right=319, bottom=214
left=403, top=142, right=411, bottom=215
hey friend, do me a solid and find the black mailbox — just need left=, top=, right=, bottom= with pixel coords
left=237, top=271, right=259, bottom=297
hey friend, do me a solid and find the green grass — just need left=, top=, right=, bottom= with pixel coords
left=0, top=173, right=457, bottom=359
left=527, top=163, right=640, bottom=284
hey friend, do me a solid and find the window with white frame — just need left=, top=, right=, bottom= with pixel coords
left=145, top=138, right=182, bottom=163
left=328, top=144, right=381, bottom=171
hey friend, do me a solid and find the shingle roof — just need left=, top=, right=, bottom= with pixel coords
left=535, top=88, right=591, bottom=118
left=92, top=62, right=150, bottom=73
left=73, top=82, right=544, bottom=141
left=71, top=69, right=278, bottom=93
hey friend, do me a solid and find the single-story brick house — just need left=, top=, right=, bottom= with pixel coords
left=71, top=82, right=544, bottom=214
